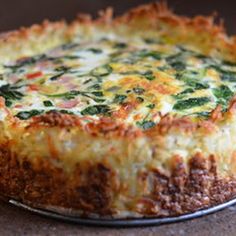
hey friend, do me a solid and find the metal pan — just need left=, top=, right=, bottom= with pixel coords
left=8, top=198, right=236, bottom=227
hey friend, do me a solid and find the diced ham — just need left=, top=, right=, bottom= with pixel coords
left=58, top=99, right=79, bottom=109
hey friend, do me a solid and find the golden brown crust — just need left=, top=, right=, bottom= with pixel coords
left=0, top=2, right=236, bottom=219
left=1, top=145, right=236, bottom=218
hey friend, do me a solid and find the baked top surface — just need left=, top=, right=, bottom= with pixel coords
left=1, top=30, right=236, bottom=129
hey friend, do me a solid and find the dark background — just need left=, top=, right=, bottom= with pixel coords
left=0, top=0, right=235, bottom=34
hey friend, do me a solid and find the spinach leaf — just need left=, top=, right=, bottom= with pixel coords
left=209, top=65, right=236, bottom=82
left=43, top=100, right=53, bottom=107
left=91, top=65, right=113, bottom=77
left=87, top=48, right=103, bottom=54
left=133, top=87, right=145, bottom=95
left=170, top=61, right=186, bottom=71
left=91, top=91, right=104, bottom=97
left=113, top=94, right=127, bottom=104
left=173, top=97, right=211, bottom=110
left=50, top=66, right=71, bottom=81
left=0, top=84, right=24, bottom=107
left=141, top=70, right=155, bottom=81
left=136, top=97, right=144, bottom=103
left=165, top=53, right=186, bottom=71
left=136, top=120, right=156, bottom=130
left=213, top=85, right=234, bottom=107
left=4, top=54, right=46, bottom=72
left=146, top=104, right=155, bottom=109
left=176, top=72, right=209, bottom=90
left=173, top=88, right=195, bottom=99
left=15, top=110, right=43, bottom=120
left=81, top=105, right=110, bottom=116
left=113, top=42, right=127, bottom=49
left=135, top=49, right=162, bottom=60
left=46, top=90, right=80, bottom=100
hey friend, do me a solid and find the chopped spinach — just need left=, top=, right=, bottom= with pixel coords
left=50, top=66, right=71, bottom=81
left=49, top=72, right=65, bottom=81
left=61, top=42, right=79, bottom=50
left=209, top=65, right=236, bottom=82
left=191, top=111, right=211, bottom=118
left=222, top=60, right=236, bottom=67
left=136, top=97, right=144, bottom=103
left=176, top=73, right=209, bottom=90
left=213, top=85, right=234, bottom=107
left=91, top=65, right=113, bottom=77
left=113, top=42, right=127, bottom=49
left=88, top=83, right=101, bottom=90
left=221, top=71, right=236, bottom=82
left=91, top=91, right=104, bottom=97
left=81, top=105, right=110, bottom=116
left=141, top=70, right=155, bottom=81
left=173, top=97, right=211, bottom=110
left=136, top=120, right=156, bottom=130
left=133, top=87, right=145, bottom=95
left=46, top=90, right=80, bottom=100
left=113, top=94, right=127, bottom=104
left=4, top=54, right=46, bottom=72
left=170, top=61, right=186, bottom=71
left=87, top=48, right=103, bottom=54
left=165, top=53, right=186, bottom=71
left=146, top=104, right=155, bottom=109
left=43, top=100, right=53, bottom=107
left=0, top=84, right=23, bottom=107
left=173, top=88, right=195, bottom=99
left=15, top=110, right=43, bottom=120
left=45, top=90, right=105, bottom=103
left=135, top=49, right=162, bottom=60
left=143, top=38, right=160, bottom=44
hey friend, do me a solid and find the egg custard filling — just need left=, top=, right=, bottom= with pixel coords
left=1, top=35, right=236, bottom=129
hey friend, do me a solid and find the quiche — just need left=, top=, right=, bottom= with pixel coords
left=1, top=2, right=236, bottom=219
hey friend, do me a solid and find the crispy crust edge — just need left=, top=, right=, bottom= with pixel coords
left=0, top=146, right=236, bottom=218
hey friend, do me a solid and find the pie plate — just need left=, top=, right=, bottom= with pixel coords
left=7, top=198, right=236, bottom=227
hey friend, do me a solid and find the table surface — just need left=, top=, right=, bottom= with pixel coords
left=1, top=201, right=236, bottom=236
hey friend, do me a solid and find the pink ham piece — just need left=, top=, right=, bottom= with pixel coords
left=58, top=99, right=79, bottom=109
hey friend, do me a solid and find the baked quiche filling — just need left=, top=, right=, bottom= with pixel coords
left=1, top=35, right=236, bottom=129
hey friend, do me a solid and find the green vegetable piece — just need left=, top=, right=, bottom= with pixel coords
left=91, top=91, right=104, bottom=97
left=173, top=97, right=211, bottom=110
left=15, top=110, right=43, bottom=120
left=49, top=72, right=65, bottom=81
left=113, top=94, right=127, bottom=104
left=81, top=105, right=110, bottom=116
left=88, top=84, right=101, bottom=90
left=136, top=97, right=144, bottom=103
left=0, top=84, right=24, bottom=107
left=91, top=65, right=113, bottom=77
left=87, top=48, right=103, bottom=54
left=137, top=50, right=162, bottom=60
left=170, top=61, right=186, bottom=71
left=43, top=100, right=53, bottom=107
left=146, top=104, right=155, bottom=109
left=213, top=85, right=234, bottom=107
left=113, top=42, right=127, bottom=49
left=141, top=70, right=155, bottom=81
left=133, top=87, right=145, bottom=95
left=137, top=120, right=156, bottom=130
left=46, top=90, right=80, bottom=100
left=221, top=72, right=236, bottom=82
left=173, top=88, right=195, bottom=99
